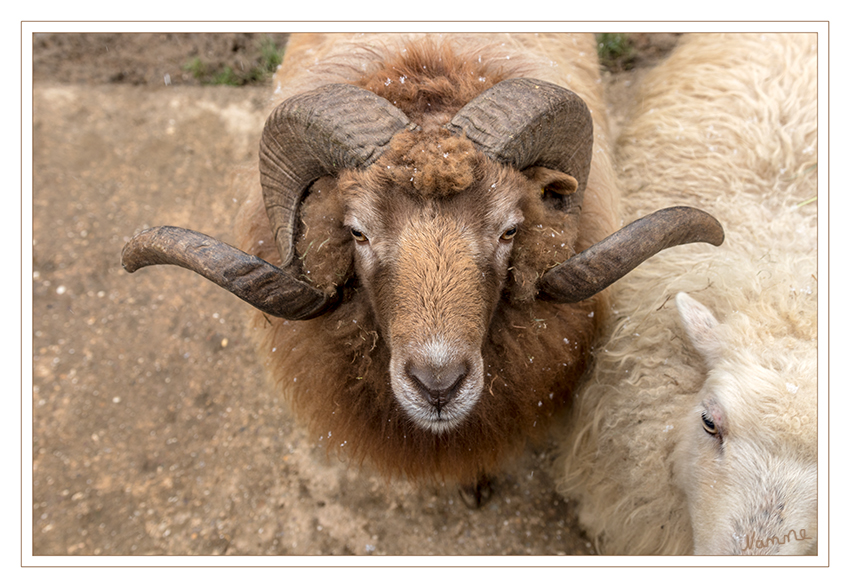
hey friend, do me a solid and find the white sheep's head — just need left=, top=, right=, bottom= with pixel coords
left=121, top=80, right=724, bottom=434
left=673, top=292, right=817, bottom=555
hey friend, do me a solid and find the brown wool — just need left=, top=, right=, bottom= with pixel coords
left=358, top=39, right=514, bottom=123
left=294, top=177, right=354, bottom=293
left=385, top=131, right=479, bottom=199
left=234, top=33, right=615, bottom=486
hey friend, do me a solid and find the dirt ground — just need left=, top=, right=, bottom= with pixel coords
left=30, top=32, right=680, bottom=558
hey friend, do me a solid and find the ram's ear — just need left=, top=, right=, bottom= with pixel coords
left=295, top=176, right=354, bottom=291
left=675, top=292, right=722, bottom=366
left=522, top=166, right=580, bottom=213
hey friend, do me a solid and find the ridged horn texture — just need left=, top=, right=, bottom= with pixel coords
left=121, top=226, right=336, bottom=320
left=447, top=78, right=594, bottom=204
left=260, top=83, right=417, bottom=267
left=538, top=206, right=725, bottom=303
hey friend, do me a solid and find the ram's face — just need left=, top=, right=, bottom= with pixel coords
left=339, top=134, right=535, bottom=432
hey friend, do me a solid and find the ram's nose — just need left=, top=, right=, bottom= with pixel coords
left=406, top=360, right=469, bottom=409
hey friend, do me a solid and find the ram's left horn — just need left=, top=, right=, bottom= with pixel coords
left=538, top=206, right=725, bottom=303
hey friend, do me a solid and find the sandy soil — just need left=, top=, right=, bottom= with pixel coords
left=30, top=32, right=680, bottom=557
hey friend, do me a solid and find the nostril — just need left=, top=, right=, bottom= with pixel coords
left=407, top=360, right=468, bottom=407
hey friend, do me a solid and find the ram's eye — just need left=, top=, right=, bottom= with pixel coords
left=351, top=228, right=369, bottom=243
left=500, top=226, right=518, bottom=242
left=701, top=411, right=718, bottom=436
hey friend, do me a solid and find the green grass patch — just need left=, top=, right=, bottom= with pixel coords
left=183, top=36, right=285, bottom=86
left=258, top=36, right=284, bottom=73
left=596, top=33, right=635, bottom=71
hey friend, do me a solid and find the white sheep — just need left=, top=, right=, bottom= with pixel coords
left=555, top=32, right=818, bottom=555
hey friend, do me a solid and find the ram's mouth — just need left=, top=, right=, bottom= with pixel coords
left=394, top=379, right=483, bottom=434
left=389, top=343, right=485, bottom=434
left=412, top=406, right=473, bottom=435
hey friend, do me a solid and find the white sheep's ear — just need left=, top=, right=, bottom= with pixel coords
left=676, top=292, right=722, bottom=365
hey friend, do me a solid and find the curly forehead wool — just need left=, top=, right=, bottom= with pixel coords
left=381, top=130, right=480, bottom=198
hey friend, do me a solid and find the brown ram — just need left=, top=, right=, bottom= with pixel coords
left=122, top=33, right=723, bottom=500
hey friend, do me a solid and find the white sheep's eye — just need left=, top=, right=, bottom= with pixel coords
left=701, top=411, right=718, bottom=436
left=350, top=228, right=369, bottom=243
left=500, top=226, right=518, bottom=242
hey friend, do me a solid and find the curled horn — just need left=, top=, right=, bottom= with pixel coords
left=447, top=78, right=594, bottom=205
left=261, top=83, right=417, bottom=267
left=122, top=226, right=335, bottom=320
left=538, top=206, right=725, bottom=303
left=122, top=84, right=415, bottom=320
